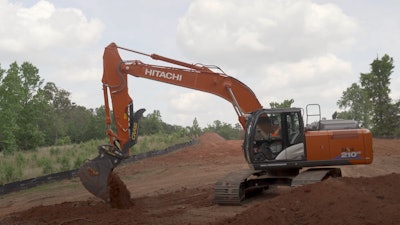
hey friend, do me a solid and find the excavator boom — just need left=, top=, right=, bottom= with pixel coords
left=107, top=43, right=262, bottom=128
left=78, top=43, right=263, bottom=202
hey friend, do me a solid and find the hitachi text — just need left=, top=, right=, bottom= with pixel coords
left=145, top=68, right=182, bottom=81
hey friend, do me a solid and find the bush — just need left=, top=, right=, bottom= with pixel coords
left=0, top=161, right=22, bottom=183
left=37, top=157, right=54, bottom=174
left=56, top=136, right=71, bottom=146
left=15, top=152, right=25, bottom=167
left=74, top=155, right=86, bottom=169
left=58, top=155, right=71, bottom=171
left=50, top=147, right=61, bottom=156
left=0, top=134, right=192, bottom=184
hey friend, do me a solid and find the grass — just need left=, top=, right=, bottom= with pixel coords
left=0, top=133, right=191, bottom=185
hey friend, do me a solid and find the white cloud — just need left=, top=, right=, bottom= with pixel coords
left=0, top=0, right=104, bottom=109
left=0, top=0, right=103, bottom=55
left=125, top=81, right=238, bottom=127
left=169, top=92, right=203, bottom=125
left=170, top=91, right=210, bottom=112
left=175, top=0, right=360, bottom=122
left=256, top=54, right=353, bottom=101
left=177, top=0, right=358, bottom=66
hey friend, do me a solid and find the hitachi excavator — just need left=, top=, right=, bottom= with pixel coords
left=78, top=43, right=373, bottom=205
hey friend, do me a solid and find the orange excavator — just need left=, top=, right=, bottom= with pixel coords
left=78, top=43, right=373, bottom=204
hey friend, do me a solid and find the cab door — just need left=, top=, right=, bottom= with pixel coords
left=274, top=111, right=305, bottom=161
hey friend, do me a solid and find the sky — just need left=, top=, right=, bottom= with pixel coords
left=1, top=0, right=399, bottom=128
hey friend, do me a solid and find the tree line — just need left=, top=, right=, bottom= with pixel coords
left=0, top=62, right=104, bottom=153
left=0, top=62, right=241, bottom=153
left=0, top=54, right=399, bottom=153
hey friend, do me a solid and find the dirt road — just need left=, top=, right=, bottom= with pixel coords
left=1, top=133, right=399, bottom=225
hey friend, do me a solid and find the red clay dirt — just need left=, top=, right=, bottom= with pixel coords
left=108, top=172, right=133, bottom=209
left=1, top=132, right=400, bottom=225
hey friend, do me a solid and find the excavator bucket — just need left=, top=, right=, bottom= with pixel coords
left=77, top=108, right=145, bottom=202
left=77, top=146, right=119, bottom=202
left=78, top=145, right=123, bottom=202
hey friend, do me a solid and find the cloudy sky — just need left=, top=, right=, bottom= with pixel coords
left=1, top=0, right=399, bottom=128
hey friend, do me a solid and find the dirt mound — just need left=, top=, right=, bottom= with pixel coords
left=108, top=172, right=133, bottom=209
left=216, top=173, right=400, bottom=225
left=1, top=200, right=148, bottom=225
left=196, top=132, right=226, bottom=142
left=1, top=135, right=400, bottom=225
left=3, top=174, right=400, bottom=225
left=0, top=186, right=214, bottom=225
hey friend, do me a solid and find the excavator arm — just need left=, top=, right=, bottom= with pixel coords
left=105, top=42, right=262, bottom=128
left=78, top=42, right=263, bottom=202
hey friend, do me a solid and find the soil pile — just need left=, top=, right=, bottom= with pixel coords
left=216, top=173, right=400, bottom=225
left=108, top=172, right=133, bottom=209
left=197, top=132, right=226, bottom=142
left=1, top=134, right=399, bottom=225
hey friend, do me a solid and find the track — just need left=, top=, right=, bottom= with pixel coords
left=214, top=169, right=255, bottom=205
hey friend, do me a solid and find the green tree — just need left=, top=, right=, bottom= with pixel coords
left=85, top=106, right=107, bottom=141
left=65, top=104, right=92, bottom=143
left=0, top=61, right=131, bottom=150
left=0, top=63, right=25, bottom=152
left=337, top=83, right=372, bottom=128
left=204, top=120, right=241, bottom=140
left=140, top=110, right=164, bottom=135
left=15, top=62, right=45, bottom=150
left=394, top=101, right=400, bottom=136
left=270, top=99, right=294, bottom=108
left=338, top=54, right=399, bottom=136
left=360, top=55, right=397, bottom=136
left=0, top=62, right=50, bottom=151
left=41, top=82, right=72, bottom=145
left=188, top=117, right=202, bottom=137
left=35, top=83, right=59, bottom=146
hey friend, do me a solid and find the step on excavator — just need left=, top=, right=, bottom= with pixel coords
left=78, top=43, right=373, bottom=205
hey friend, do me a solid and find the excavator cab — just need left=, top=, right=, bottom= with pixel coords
left=243, top=106, right=373, bottom=171
left=216, top=106, right=373, bottom=204
left=243, top=108, right=305, bottom=170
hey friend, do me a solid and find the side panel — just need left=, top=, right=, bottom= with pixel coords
left=305, top=129, right=373, bottom=165
left=330, top=130, right=366, bottom=161
left=304, top=131, right=331, bottom=160
left=351, top=130, right=373, bottom=164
